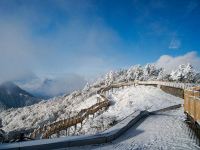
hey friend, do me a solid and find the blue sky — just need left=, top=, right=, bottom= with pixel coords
left=0, top=0, right=200, bottom=82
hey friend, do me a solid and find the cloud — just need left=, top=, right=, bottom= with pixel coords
left=0, top=19, right=37, bottom=83
left=0, top=1, right=122, bottom=83
left=169, top=37, right=181, bottom=49
left=17, top=73, right=86, bottom=97
left=0, top=0, right=125, bottom=96
left=155, top=51, right=200, bottom=72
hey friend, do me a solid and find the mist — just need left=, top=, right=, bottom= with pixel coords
left=155, top=51, right=200, bottom=72
left=0, top=0, right=123, bottom=95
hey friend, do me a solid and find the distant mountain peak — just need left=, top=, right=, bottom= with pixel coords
left=1, top=81, right=16, bottom=88
left=0, top=81, right=40, bottom=110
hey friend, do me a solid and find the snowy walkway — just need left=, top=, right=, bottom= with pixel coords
left=60, top=108, right=200, bottom=150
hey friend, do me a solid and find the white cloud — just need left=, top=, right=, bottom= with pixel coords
left=17, top=73, right=86, bottom=97
left=0, top=1, right=122, bottom=83
left=0, top=19, right=37, bottom=83
left=155, top=51, right=200, bottom=72
left=169, top=37, right=181, bottom=49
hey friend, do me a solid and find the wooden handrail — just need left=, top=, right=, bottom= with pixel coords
left=30, top=98, right=108, bottom=139
left=30, top=82, right=135, bottom=139
left=7, top=81, right=199, bottom=141
left=32, top=81, right=199, bottom=139
left=184, top=87, right=200, bottom=123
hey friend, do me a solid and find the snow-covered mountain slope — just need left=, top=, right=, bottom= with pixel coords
left=0, top=85, right=183, bottom=137
left=0, top=63, right=197, bottom=139
left=0, top=82, right=40, bottom=110
left=0, top=91, right=99, bottom=132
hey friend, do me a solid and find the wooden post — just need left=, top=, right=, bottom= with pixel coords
left=65, top=128, right=68, bottom=136
left=67, top=127, right=70, bottom=136
left=73, top=125, right=77, bottom=135
left=57, top=131, right=60, bottom=138
left=194, top=91, right=200, bottom=121
left=80, top=121, right=83, bottom=128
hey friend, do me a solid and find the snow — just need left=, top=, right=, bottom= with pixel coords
left=61, top=108, right=200, bottom=150
left=101, top=85, right=183, bottom=121
left=0, top=94, right=98, bottom=132
left=0, top=62, right=199, bottom=145
left=0, top=85, right=183, bottom=137
left=101, top=63, right=200, bottom=84
left=170, top=64, right=197, bottom=82
left=62, top=85, right=183, bottom=136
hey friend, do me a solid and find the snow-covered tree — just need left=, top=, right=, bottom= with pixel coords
left=156, top=68, right=171, bottom=81
left=82, top=82, right=91, bottom=93
left=194, top=73, right=200, bottom=83
left=126, top=65, right=143, bottom=81
left=170, top=64, right=197, bottom=82
left=116, top=69, right=127, bottom=82
left=127, top=67, right=134, bottom=81
left=105, top=71, right=116, bottom=85
left=109, top=71, right=115, bottom=83
left=143, top=64, right=162, bottom=81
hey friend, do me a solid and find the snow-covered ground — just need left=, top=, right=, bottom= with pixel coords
left=105, top=85, right=182, bottom=120
left=0, top=85, right=183, bottom=137
left=0, top=94, right=98, bottom=132
left=61, top=108, right=200, bottom=150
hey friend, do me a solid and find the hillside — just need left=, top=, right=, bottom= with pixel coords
left=0, top=84, right=182, bottom=137
left=0, top=63, right=198, bottom=138
left=0, top=82, right=40, bottom=110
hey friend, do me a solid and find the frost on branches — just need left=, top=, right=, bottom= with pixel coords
left=105, top=71, right=115, bottom=86
left=97, top=63, right=200, bottom=85
left=0, top=62, right=199, bottom=140
left=170, top=64, right=197, bottom=83
left=82, top=82, right=91, bottom=94
left=127, top=65, right=143, bottom=81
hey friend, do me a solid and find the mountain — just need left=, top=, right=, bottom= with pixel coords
left=0, top=82, right=40, bottom=110
left=16, top=74, right=86, bottom=98
left=0, top=63, right=199, bottom=136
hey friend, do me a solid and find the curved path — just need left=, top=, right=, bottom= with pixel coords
left=64, top=108, right=200, bottom=150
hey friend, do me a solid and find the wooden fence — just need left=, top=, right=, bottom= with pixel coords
left=10, top=80, right=199, bottom=141
left=30, top=95, right=109, bottom=139
left=29, top=81, right=200, bottom=139
left=184, top=87, right=200, bottom=123
left=30, top=82, right=135, bottom=139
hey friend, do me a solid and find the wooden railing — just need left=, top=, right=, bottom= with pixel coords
left=30, top=82, right=135, bottom=139
left=137, top=81, right=198, bottom=89
left=10, top=80, right=199, bottom=141
left=30, top=94, right=109, bottom=139
left=184, top=87, right=200, bottom=123
left=29, top=81, right=200, bottom=139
